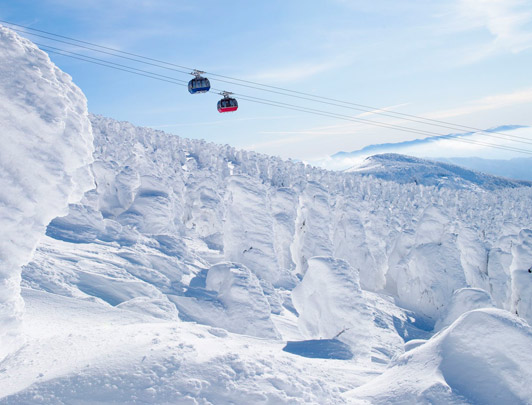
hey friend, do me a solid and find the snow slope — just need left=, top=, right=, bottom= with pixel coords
left=11, top=113, right=532, bottom=403
left=348, top=153, right=532, bottom=190
left=2, top=27, right=532, bottom=403
left=2, top=288, right=368, bottom=405
left=349, top=308, right=532, bottom=404
left=0, top=26, right=93, bottom=360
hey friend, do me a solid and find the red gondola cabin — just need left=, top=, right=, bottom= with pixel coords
left=217, top=96, right=238, bottom=113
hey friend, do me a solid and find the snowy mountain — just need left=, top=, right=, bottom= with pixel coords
left=347, top=153, right=532, bottom=190
left=2, top=26, right=532, bottom=404
left=332, top=125, right=528, bottom=160
left=321, top=126, right=532, bottom=181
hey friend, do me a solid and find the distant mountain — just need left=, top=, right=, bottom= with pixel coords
left=332, top=125, right=528, bottom=159
left=432, top=156, right=532, bottom=182
left=347, top=153, right=532, bottom=190
left=325, top=125, right=532, bottom=182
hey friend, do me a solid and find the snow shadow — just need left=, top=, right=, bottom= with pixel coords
left=282, top=339, right=353, bottom=360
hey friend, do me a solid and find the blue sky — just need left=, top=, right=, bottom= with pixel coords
left=2, top=0, right=532, bottom=162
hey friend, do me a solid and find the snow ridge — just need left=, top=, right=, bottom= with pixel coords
left=348, top=153, right=532, bottom=190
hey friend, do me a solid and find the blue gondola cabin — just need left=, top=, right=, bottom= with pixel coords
left=188, top=77, right=211, bottom=94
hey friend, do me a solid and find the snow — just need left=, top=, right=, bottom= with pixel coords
left=2, top=26, right=532, bottom=403
left=348, top=153, right=532, bottom=190
left=434, top=288, right=494, bottom=331
left=292, top=257, right=371, bottom=357
left=348, top=309, right=532, bottom=404
left=0, top=26, right=93, bottom=360
left=204, top=262, right=280, bottom=339
left=510, top=229, right=532, bottom=322
left=1, top=288, right=371, bottom=404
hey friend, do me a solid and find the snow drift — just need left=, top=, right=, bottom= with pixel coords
left=349, top=308, right=532, bottom=404
left=0, top=26, right=94, bottom=360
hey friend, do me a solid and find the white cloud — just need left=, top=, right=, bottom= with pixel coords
left=243, top=59, right=346, bottom=83
left=455, top=0, right=532, bottom=53
left=426, top=87, right=532, bottom=120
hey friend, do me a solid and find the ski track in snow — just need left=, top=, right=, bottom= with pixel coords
left=2, top=25, right=532, bottom=404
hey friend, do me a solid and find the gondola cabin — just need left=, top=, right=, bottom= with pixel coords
left=217, top=96, right=238, bottom=113
left=188, top=77, right=211, bottom=94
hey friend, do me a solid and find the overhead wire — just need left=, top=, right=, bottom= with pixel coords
left=38, top=45, right=532, bottom=156
left=3, top=21, right=531, bottom=154
left=3, top=19, right=531, bottom=146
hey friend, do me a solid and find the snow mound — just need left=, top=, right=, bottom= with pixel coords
left=349, top=308, right=532, bottom=404
left=348, top=153, right=532, bottom=190
left=0, top=25, right=93, bottom=359
left=435, top=288, right=494, bottom=331
left=1, top=289, right=357, bottom=405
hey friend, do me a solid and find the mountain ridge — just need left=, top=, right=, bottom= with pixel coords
left=347, top=153, right=532, bottom=190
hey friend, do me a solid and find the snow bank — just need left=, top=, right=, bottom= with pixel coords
left=349, top=308, right=532, bottom=404
left=20, top=114, right=532, bottom=347
left=434, top=288, right=494, bottom=331
left=0, top=26, right=94, bottom=359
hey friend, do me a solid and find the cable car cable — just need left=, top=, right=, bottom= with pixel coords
left=1, top=20, right=194, bottom=71
left=39, top=46, right=532, bottom=155
left=4, top=20, right=531, bottom=145
left=38, top=43, right=532, bottom=148
left=229, top=92, right=532, bottom=147
left=40, top=47, right=191, bottom=86
left=37, top=44, right=190, bottom=84
left=8, top=27, right=193, bottom=75
left=235, top=96, right=532, bottom=155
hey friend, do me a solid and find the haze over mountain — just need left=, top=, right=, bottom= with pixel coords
left=2, top=26, right=532, bottom=404
left=318, top=126, right=532, bottom=182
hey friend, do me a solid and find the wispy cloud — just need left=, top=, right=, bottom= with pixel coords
left=454, top=0, right=532, bottom=54
left=243, top=59, right=346, bottom=83
left=252, top=103, right=413, bottom=137
left=426, top=87, right=532, bottom=120
left=244, top=131, right=329, bottom=151
left=245, top=88, right=532, bottom=156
